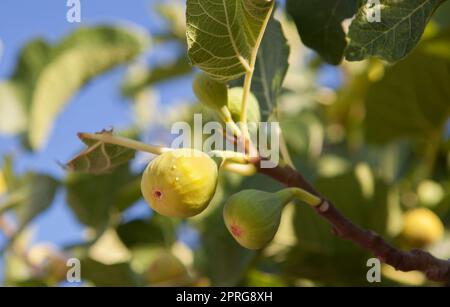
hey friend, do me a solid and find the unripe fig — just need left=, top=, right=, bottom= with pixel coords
left=223, top=189, right=295, bottom=249
left=400, top=208, right=444, bottom=248
left=141, top=148, right=218, bottom=218
left=192, top=72, right=228, bottom=111
left=227, top=87, right=261, bottom=124
left=146, top=250, right=191, bottom=286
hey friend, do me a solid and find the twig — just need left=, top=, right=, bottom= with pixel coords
left=255, top=160, right=450, bottom=282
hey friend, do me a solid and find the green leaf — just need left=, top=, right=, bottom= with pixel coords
left=66, top=130, right=135, bottom=174
left=194, top=206, right=256, bottom=286
left=433, top=0, right=450, bottom=27
left=11, top=39, right=53, bottom=93
left=346, top=0, right=446, bottom=62
left=420, top=26, right=450, bottom=60
left=14, top=174, right=59, bottom=231
left=286, top=0, right=358, bottom=65
left=0, top=82, right=27, bottom=135
left=251, top=17, right=290, bottom=117
left=66, top=165, right=134, bottom=229
left=0, top=174, right=58, bottom=252
left=27, top=26, right=148, bottom=149
left=117, top=216, right=177, bottom=249
left=121, top=56, right=192, bottom=97
left=0, top=40, right=51, bottom=135
left=186, top=0, right=274, bottom=82
left=80, top=258, right=141, bottom=286
left=365, top=42, right=450, bottom=143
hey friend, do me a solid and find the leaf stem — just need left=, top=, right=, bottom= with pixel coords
left=78, top=133, right=171, bottom=155
left=239, top=1, right=275, bottom=138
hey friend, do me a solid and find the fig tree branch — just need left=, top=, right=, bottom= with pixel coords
left=256, top=161, right=450, bottom=283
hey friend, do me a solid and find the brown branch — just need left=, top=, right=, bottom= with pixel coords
left=256, top=161, right=450, bottom=283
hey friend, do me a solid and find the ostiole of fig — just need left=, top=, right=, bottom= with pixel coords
left=141, top=148, right=219, bottom=218
left=223, top=188, right=321, bottom=250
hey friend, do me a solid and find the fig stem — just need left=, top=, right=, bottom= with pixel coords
left=283, top=187, right=322, bottom=207
left=209, top=150, right=248, bottom=164
left=79, top=133, right=171, bottom=155
left=222, top=162, right=257, bottom=176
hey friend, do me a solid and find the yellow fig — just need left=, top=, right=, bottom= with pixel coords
left=141, top=148, right=218, bottom=218
left=223, top=189, right=295, bottom=249
left=227, top=87, right=261, bottom=124
left=400, top=208, right=444, bottom=248
left=145, top=250, right=191, bottom=286
left=192, top=72, right=228, bottom=111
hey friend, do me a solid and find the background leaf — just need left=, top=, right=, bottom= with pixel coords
left=26, top=26, right=148, bottom=149
left=286, top=0, right=358, bottom=65
left=284, top=166, right=389, bottom=285
left=66, top=165, right=134, bottom=230
left=250, top=16, right=290, bottom=118
left=364, top=38, right=450, bottom=144
left=346, top=0, right=445, bottom=62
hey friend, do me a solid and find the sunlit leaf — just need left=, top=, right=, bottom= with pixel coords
left=121, top=56, right=192, bottom=97
left=186, top=0, right=274, bottom=82
left=26, top=26, right=149, bottom=149
left=0, top=82, right=27, bottom=135
left=346, top=0, right=446, bottom=62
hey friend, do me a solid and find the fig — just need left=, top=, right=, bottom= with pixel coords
left=192, top=72, right=228, bottom=111
left=141, top=148, right=218, bottom=218
left=145, top=250, right=191, bottom=286
left=400, top=208, right=444, bottom=248
left=223, top=189, right=296, bottom=249
left=227, top=87, right=261, bottom=124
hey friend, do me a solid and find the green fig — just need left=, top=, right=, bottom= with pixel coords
left=223, top=189, right=295, bottom=249
left=227, top=87, right=261, bottom=124
left=192, top=72, right=228, bottom=111
left=141, top=148, right=218, bottom=218
left=146, top=250, right=191, bottom=286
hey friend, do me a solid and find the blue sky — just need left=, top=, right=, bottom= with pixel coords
left=0, top=0, right=196, bottom=283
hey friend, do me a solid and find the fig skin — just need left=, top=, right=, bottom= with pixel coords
left=192, top=73, right=228, bottom=111
left=400, top=208, right=444, bottom=248
left=223, top=189, right=293, bottom=249
left=141, top=148, right=218, bottom=218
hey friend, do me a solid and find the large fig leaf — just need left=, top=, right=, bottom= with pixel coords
left=346, top=0, right=446, bottom=62
left=186, top=0, right=274, bottom=82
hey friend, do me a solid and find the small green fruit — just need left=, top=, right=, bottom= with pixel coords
left=223, top=189, right=293, bottom=249
left=400, top=208, right=444, bottom=248
left=227, top=87, right=261, bottom=124
left=192, top=73, right=228, bottom=111
left=141, top=148, right=218, bottom=218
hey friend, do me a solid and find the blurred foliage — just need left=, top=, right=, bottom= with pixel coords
left=0, top=0, right=449, bottom=287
